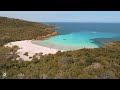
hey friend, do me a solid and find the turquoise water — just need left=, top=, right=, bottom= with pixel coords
left=32, top=23, right=120, bottom=50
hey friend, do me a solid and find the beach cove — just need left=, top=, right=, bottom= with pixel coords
left=4, top=22, right=120, bottom=61
left=32, top=22, right=120, bottom=50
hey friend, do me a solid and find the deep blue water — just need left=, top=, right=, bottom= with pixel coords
left=32, top=22, right=120, bottom=50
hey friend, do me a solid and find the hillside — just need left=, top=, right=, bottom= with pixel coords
left=0, top=41, right=120, bottom=79
left=0, top=17, right=55, bottom=46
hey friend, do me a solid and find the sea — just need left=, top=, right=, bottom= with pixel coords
left=32, top=22, right=120, bottom=50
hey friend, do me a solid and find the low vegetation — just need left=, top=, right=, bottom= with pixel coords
left=0, top=16, right=55, bottom=46
left=0, top=42, right=120, bottom=79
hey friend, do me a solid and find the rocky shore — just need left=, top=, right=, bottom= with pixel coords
left=36, top=31, right=58, bottom=40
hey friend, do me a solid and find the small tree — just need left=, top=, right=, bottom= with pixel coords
left=23, top=52, right=29, bottom=56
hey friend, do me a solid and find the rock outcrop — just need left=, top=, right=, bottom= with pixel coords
left=36, top=31, right=58, bottom=40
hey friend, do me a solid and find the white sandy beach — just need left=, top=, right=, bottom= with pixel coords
left=4, top=40, right=63, bottom=61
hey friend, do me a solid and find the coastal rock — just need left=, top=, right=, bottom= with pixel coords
left=46, top=34, right=51, bottom=37
left=42, top=36, right=47, bottom=38
left=51, top=31, right=58, bottom=35
left=36, top=36, right=43, bottom=40
left=36, top=31, right=58, bottom=40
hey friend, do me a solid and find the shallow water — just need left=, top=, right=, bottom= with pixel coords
left=32, top=22, right=120, bottom=50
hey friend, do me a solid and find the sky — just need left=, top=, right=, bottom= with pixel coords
left=0, top=11, right=120, bottom=23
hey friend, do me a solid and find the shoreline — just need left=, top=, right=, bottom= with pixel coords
left=3, top=24, right=61, bottom=61
left=36, top=31, right=58, bottom=40
left=4, top=40, right=63, bottom=61
left=35, top=25, right=60, bottom=40
left=4, top=39, right=114, bottom=61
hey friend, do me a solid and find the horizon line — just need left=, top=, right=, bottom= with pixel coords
left=1, top=16, right=120, bottom=23
left=40, top=22, right=120, bottom=23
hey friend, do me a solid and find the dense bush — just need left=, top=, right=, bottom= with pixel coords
left=0, top=17, right=55, bottom=46
left=0, top=42, right=120, bottom=79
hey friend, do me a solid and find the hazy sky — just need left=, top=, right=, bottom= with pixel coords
left=0, top=11, right=120, bottom=22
